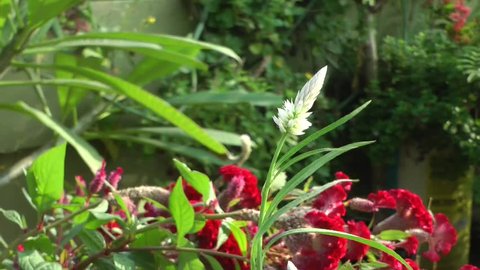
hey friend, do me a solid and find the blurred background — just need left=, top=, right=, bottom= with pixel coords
left=0, top=0, right=479, bottom=268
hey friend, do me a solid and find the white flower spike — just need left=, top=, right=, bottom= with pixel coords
left=287, top=261, right=298, bottom=270
left=273, top=66, right=328, bottom=136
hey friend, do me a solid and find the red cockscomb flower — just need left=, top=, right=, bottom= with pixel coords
left=460, top=265, right=480, bottom=270
left=108, top=167, right=124, bottom=190
left=312, top=184, right=347, bottom=217
left=423, top=213, right=457, bottom=262
left=395, top=236, right=419, bottom=256
left=343, top=220, right=371, bottom=262
left=380, top=253, right=419, bottom=270
left=368, top=190, right=396, bottom=209
left=335, top=171, right=352, bottom=192
left=89, top=160, right=107, bottom=194
left=167, top=180, right=203, bottom=202
left=373, top=189, right=433, bottom=234
left=219, top=165, right=261, bottom=209
left=16, top=244, right=24, bottom=253
left=291, top=210, right=347, bottom=270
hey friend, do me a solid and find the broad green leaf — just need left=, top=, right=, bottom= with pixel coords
left=277, top=101, right=371, bottom=166
left=0, top=102, right=102, bottom=173
left=78, top=230, right=106, bottom=254
left=0, top=0, right=10, bottom=28
left=0, top=208, right=27, bottom=229
left=113, top=253, right=136, bottom=270
left=25, top=143, right=66, bottom=214
left=131, top=229, right=169, bottom=248
left=190, top=215, right=206, bottom=234
left=84, top=212, right=121, bottom=230
left=167, top=91, right=282, bottom=107
left=228, top=221, right=248, bottom=256
left=178, top=252, right=205, bottom=270
left=201, top=254, right=223, bottom=270
left=265, top=228, right=413, bottom=270
left=169, top=178, right=195, bottom=246
left=174, top=160, right=215, bottom=204
left=27, top=0, right=82, bottom=28
left=18, top=250, right=62, bottom=270
left=377, top=230, right=409, bottom=241
left=27, top=32, right=241, bottom=62
left=24, top=235, right=55, bottom=257
left=12, top=63, right=229, bottom=155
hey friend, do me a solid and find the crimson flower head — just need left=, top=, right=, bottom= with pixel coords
left=108, top=167, right=124, bottom=190
left=460, top=265, right=480, bottom=270
left=334, top=171, right=352, bottom=192
left=291, top=210, right=347, bottom=270
left=312, top=184, right=347, bottom=217
left=373, top=189, right=433, bottom=234
left=394, top=236, right=419, bottom=256
left=219, top=165, right=261, bottom=209
left=423, top=213, right=457, bottom=262
left=380, top=253, right=419, bottom=270
left=88, top=160, right=107, bottom=194
left=343, top=220, right=371, bottom=262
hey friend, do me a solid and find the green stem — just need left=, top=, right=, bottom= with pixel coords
left=0, top=200, right=101, bottom=263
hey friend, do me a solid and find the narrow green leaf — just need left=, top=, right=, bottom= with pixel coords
left=228, top=221, right=248, bottom=256
left=0, top=102, right=102, bottom=173
left=178, top=252, right=205, bottom=270
left=201, top=254, right=224, bottom=270
left=167, top=91, right=282, bottom=107
left=359, top=261, right=389, bottom=270
left=169, top=178, right=195, bottom=246
left=26, top=143, right=66, bottom=214
left=0, top=79, right=112, bottom=92
left=174, top=160, right=215, bottom=204
left=12, top=63, right=229, bottom=155
left=0, top=208, right=27, bottom=229
left=27, top=0, right=82, bottom=27
left=113, top=194, right=132, bottom=224
left=265, top=228, right=413, bottom=270
left=377, top=230, right=409, bottom=241
left=338, top=262, right=355, bottom=270
left=277, top=101, right=371, bottom=166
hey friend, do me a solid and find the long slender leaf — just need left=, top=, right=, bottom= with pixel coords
left=0, top=79, right=112, bottom=92
left=277, top=147, right=336, bottom=173
left=27, top=32, right=241, bottom=62
left=27, top=0, right=82, bottom=28
left=277, top=101, right=371, bottom=166
left=12, top=62, right=229, bottom=155
left=264, top=228, right=413, bottom=270
left=167, top=92, right=282, bottom=107
left=0, top=102, right=102, bottom=172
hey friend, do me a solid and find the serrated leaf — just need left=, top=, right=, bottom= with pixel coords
left=377, top=230, right=409, bottom=241
left=0, top=208, right=27, bottom=229
left=169, top=178, right=194, bottom=246
left=178, top=252, right=205, bottom=270
left=25, top=143, right=66, bottom=214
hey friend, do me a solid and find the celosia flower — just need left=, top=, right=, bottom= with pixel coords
left=343, top=220, right=371, bottom=262
left=334, top=171, right=352, bottom=192
left=219, top=165, right=261, bottom=209
left=312, top=184, right=347, bottom=217
left=75, top=176, right=86, bottom=196
left=368, top=190, right=396, bottom=209
left=108, top=167, right=124, bottom=190
left=291, top=210, right=347, bottom=270
left=394, top=236, right=419, bottom=256
left=380, top=253, right=419, bottom=270
left=167, top=179, right=203, bottom=202
left=88, top=160, right=107, bottom=194
left=423, top=213, right=457, bottom=262
left=273, top=66, right=327, bottom=136
left=373, top=189, right=433, bottom=234
left=16, top=244, right=24, bottom=253
left=460, top=265, right=480, bottom=270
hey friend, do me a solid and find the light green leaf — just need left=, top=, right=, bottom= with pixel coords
left=18, top=250, right=62, bottom=270
left=265, top=228, right=413, bottom=270
left=169, top=178, right=195, bottom=246
left=113, top=253, right=136, bottom=270
left=0, top=102, right=102, bottom=173
left=113, top=194, right=132, bottom=224
left=377, top=230, right=409, bottom=241
left=0, top=208, right=27, bottom=229
left=12, top=63, right=229, bottom=155
left=178, top=252, right=205, bottom=270
left=190, top=215, right=206, bottom=234
left=338, top=262, right=355, bottom=270
left=0, top=79, right=112, bottom=93
left=24, top=235, right=55, bottom=256
left=131, top=229, right=169, bottom=248
left=201, top=254, right=223, bottom=270
left=174, top=160, right=215, bottom=204
left=228, top=221, right=248, bottom=256
left=167, top=91, right=282, bottom=107
left=25, top=143, right=66, bottom=214
left=359, top=261, right=389, bottom=270
left=27, top=0, right=82, bottom=28
left=78, top=230, right=106, bottom=254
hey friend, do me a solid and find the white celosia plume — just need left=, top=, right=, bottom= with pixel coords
left=273, top=66, right=328, bottom=136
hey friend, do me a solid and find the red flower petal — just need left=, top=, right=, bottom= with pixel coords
left=422, top=213, right=457, bottom=262
left=344, top=220, right=371, bottom=262
left=312, top=185, right=347, bottom=217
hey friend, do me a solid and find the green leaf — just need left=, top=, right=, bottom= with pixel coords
left=277, top=101, right=371, bottom=166
left=113, top=253, right=136, bottom=270
left=359, top=261, right=389, bottom=270
left=169, top=178, right=195, bottom=246
left=190, top=215, right=206, bottom=234
left=174, top=160, right=215, bottom=204
left=131, top=229, right=169, bottom=248
left=78, top=230, right=106, bottom=254
left=265, top=228, right=413, bottom=270
left=25, top=143, right=66, bottom=214
left=167, top=91, right=282, bottom=107
left=27, top=0, right=82, bottom=28
left=377, top=230, right=409, bottom=241
left=84, top=212, right=121, bottom=230
left=0, top=79, right=111, bottom=93
left=0, top=208, right=27, bottom=229
left=27, top=32, right=241, bottom=63
left=24, top=235, right=55, bottom=256
left=0, top=0, right=10, bottom=29
left=228, top=221, right=248, bottom=256
left=59, top=224, right=84, bottom=249
left=18, top=250, right=62, bottom=270
left=178, top=252, right=205, bottom=270
left=0, top=102, right=102, bottom=173
left=113, top=194, right=132, bottom=224
left=201, top=254, right=223, bottom=270
left=12, top=63, right=229, bottom=156
left=338, top=262, right=355, bottom=270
